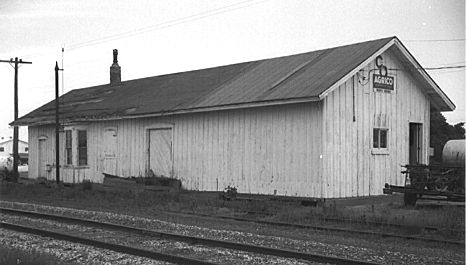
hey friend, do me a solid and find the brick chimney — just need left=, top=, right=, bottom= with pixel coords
left=110, top=49, right=121, bottom=85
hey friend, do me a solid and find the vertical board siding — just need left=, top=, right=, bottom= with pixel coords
left=27, top=50, right=432, bottom=199
left=322, top=48, right=431, bottom=197
left=28, top=102, right=323, bottom=197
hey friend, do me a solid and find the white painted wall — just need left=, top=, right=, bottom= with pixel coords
left=322, top=47, right=430, bottom=197
left=28, top=102, right=324, bottom=197
left=26, top=47, right=433, bottom=198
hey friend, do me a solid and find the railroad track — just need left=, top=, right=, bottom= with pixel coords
left=0, top=221, right=215, bottom=265
left=321, top=216, right=465, bottom=233
left=245, top=210, right=465, bottom=234
left=164, top=210, right=465, bottom=246
left=0, top=207, right=379, bottom=265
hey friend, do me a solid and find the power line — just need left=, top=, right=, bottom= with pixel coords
left=18, top=0, right=269, bottom=59
left=359, top=65, right=465, bottom=73
left=405, top=38, right=465, bottom=42
left=424, top=65, right=465, bottom=70
left=428, top=69, right=465, bottom=74
left=68, top=0, right=269, bottom=50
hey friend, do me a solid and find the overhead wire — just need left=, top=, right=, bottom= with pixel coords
left=358, top=65, right=465, bottom=73
left=68, top=0, right=269, bottom=50
left=424, top=65, right=465, bottom=70
left=405, top=38, right=465, bottom=42
left=18, top=0, right=269, bottom=59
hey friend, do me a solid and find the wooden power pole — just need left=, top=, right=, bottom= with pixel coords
left=0, top=57, right=32, bottom=182
left=54, top=62, right=63, bottom=184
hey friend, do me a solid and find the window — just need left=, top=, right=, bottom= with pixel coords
left=25, top=147, right=28, bottom=152
left=373, top=128, right=388, bottom=149
left=78, top=130, right=87, bottom=166
left=0, top=147, right=4, bottom=152
left=65, top=130, right=72, bottom=165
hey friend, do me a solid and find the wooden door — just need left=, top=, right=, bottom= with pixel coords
left=148, top=128, right=172, bottom=177
left=38, top=139, right=47, bottom=178
left=409, top=123, right=422, bottom=164
left=102, top=128, right=117, bottom=175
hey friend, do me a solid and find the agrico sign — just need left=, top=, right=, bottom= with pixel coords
left=373, top=74, right=395, bottom=90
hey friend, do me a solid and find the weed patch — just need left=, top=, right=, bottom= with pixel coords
left=1, top=181, right=463, bottom=238
left=0, top=246, right=77, bottom=265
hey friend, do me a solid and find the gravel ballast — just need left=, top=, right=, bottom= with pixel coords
left=0, top=214, right=311, bottom=265
left=0, top=228, right=170, bottom=265
left=1, top=201, right=463, bottom=265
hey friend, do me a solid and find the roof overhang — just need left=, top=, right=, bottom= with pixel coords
left=12, top=96, right=321, bottom=126
left=319, top=37, right=455, bottom=112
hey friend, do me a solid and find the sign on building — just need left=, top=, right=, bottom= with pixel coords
left=373, top=74, right=395, bottom=90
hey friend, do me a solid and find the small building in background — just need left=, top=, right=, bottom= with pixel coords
left=12, top=37, right=455, bottom=198
left=0, top=137, right=29, bottom=165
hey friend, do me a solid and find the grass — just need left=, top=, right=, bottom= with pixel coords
left=0, top=180, right=464, bottom=236
left=0, top=246, right=77, bottom=265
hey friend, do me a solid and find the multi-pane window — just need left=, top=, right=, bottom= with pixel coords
left=65, top=130, right=72, bottom=165
left=78, top=130, right=87, bottom=166
left=373, top=128, right=388, bottom=149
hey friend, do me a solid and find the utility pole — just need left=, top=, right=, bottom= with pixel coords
left=55, top=62, right=63, bottom=184
left=0, top=57, right=32, bottom=182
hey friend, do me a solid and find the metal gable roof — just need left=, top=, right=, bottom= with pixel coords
left=12, top=36, right=453, bottom=126
left=0, top=139, right=28, bottom=145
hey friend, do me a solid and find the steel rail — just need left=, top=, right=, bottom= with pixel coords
left=244, top=210, right=465, bottom=233
left=164, top=211, right=465, bottom=246
left=0, top=221, right=217, bottom=265
left=0, top=207, right=379, bottom=265
left=321, top=216, right=465, bottom=233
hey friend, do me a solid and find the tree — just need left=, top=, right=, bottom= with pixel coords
left=430, top=109, right=465, bottom=164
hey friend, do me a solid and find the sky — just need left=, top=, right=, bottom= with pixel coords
left=0, top=0, right=464, bottom=142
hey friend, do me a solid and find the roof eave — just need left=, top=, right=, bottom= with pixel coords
left=392, top=38, right=455, bottom=112
left=318, top=38, right=397, bottom=99
left=13, top=96, right=322, bottom=126
left=318, top=37, right=456, bottom=112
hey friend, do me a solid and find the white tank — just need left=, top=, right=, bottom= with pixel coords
left=442, top=139, right=465, bottom=167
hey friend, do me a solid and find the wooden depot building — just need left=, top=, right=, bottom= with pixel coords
left=12, top=36, right=455, bottom=198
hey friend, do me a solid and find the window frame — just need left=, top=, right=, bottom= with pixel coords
left=63, top=125, right=89, bottom=168
left=64, top=130, right=72, bottom=165
left=77, top=130, right=88, bottom=166
left=372, top=128, right=389, bottom=155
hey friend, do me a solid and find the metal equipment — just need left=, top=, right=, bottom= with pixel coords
left=384, top=139, right=465, bottom=206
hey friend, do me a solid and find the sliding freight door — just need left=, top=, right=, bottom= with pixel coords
left=148, top=128, right=173, bottom=177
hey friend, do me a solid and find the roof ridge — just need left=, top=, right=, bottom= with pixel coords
left=14, top=36, right=455, bottom=126
left=58, top=36, right=398, bottom=94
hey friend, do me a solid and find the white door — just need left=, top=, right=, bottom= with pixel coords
left=148, top=128, right=172, bottom=177
left=38, top=139, right=47, bottom=178
left=102, top=128, right=117, bottom=175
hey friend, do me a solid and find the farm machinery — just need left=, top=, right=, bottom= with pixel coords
left=384, top=139, right=465, bottom=206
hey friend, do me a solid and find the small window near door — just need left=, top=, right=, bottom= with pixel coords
left=65, top=130, right=72, bottom=165
left=78, top=130, right=87, bottom=166
left=373, top=128, right=388, bottom=149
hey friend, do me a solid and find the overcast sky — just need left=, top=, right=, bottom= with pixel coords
left=0, top=0, right=464, bottom=141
